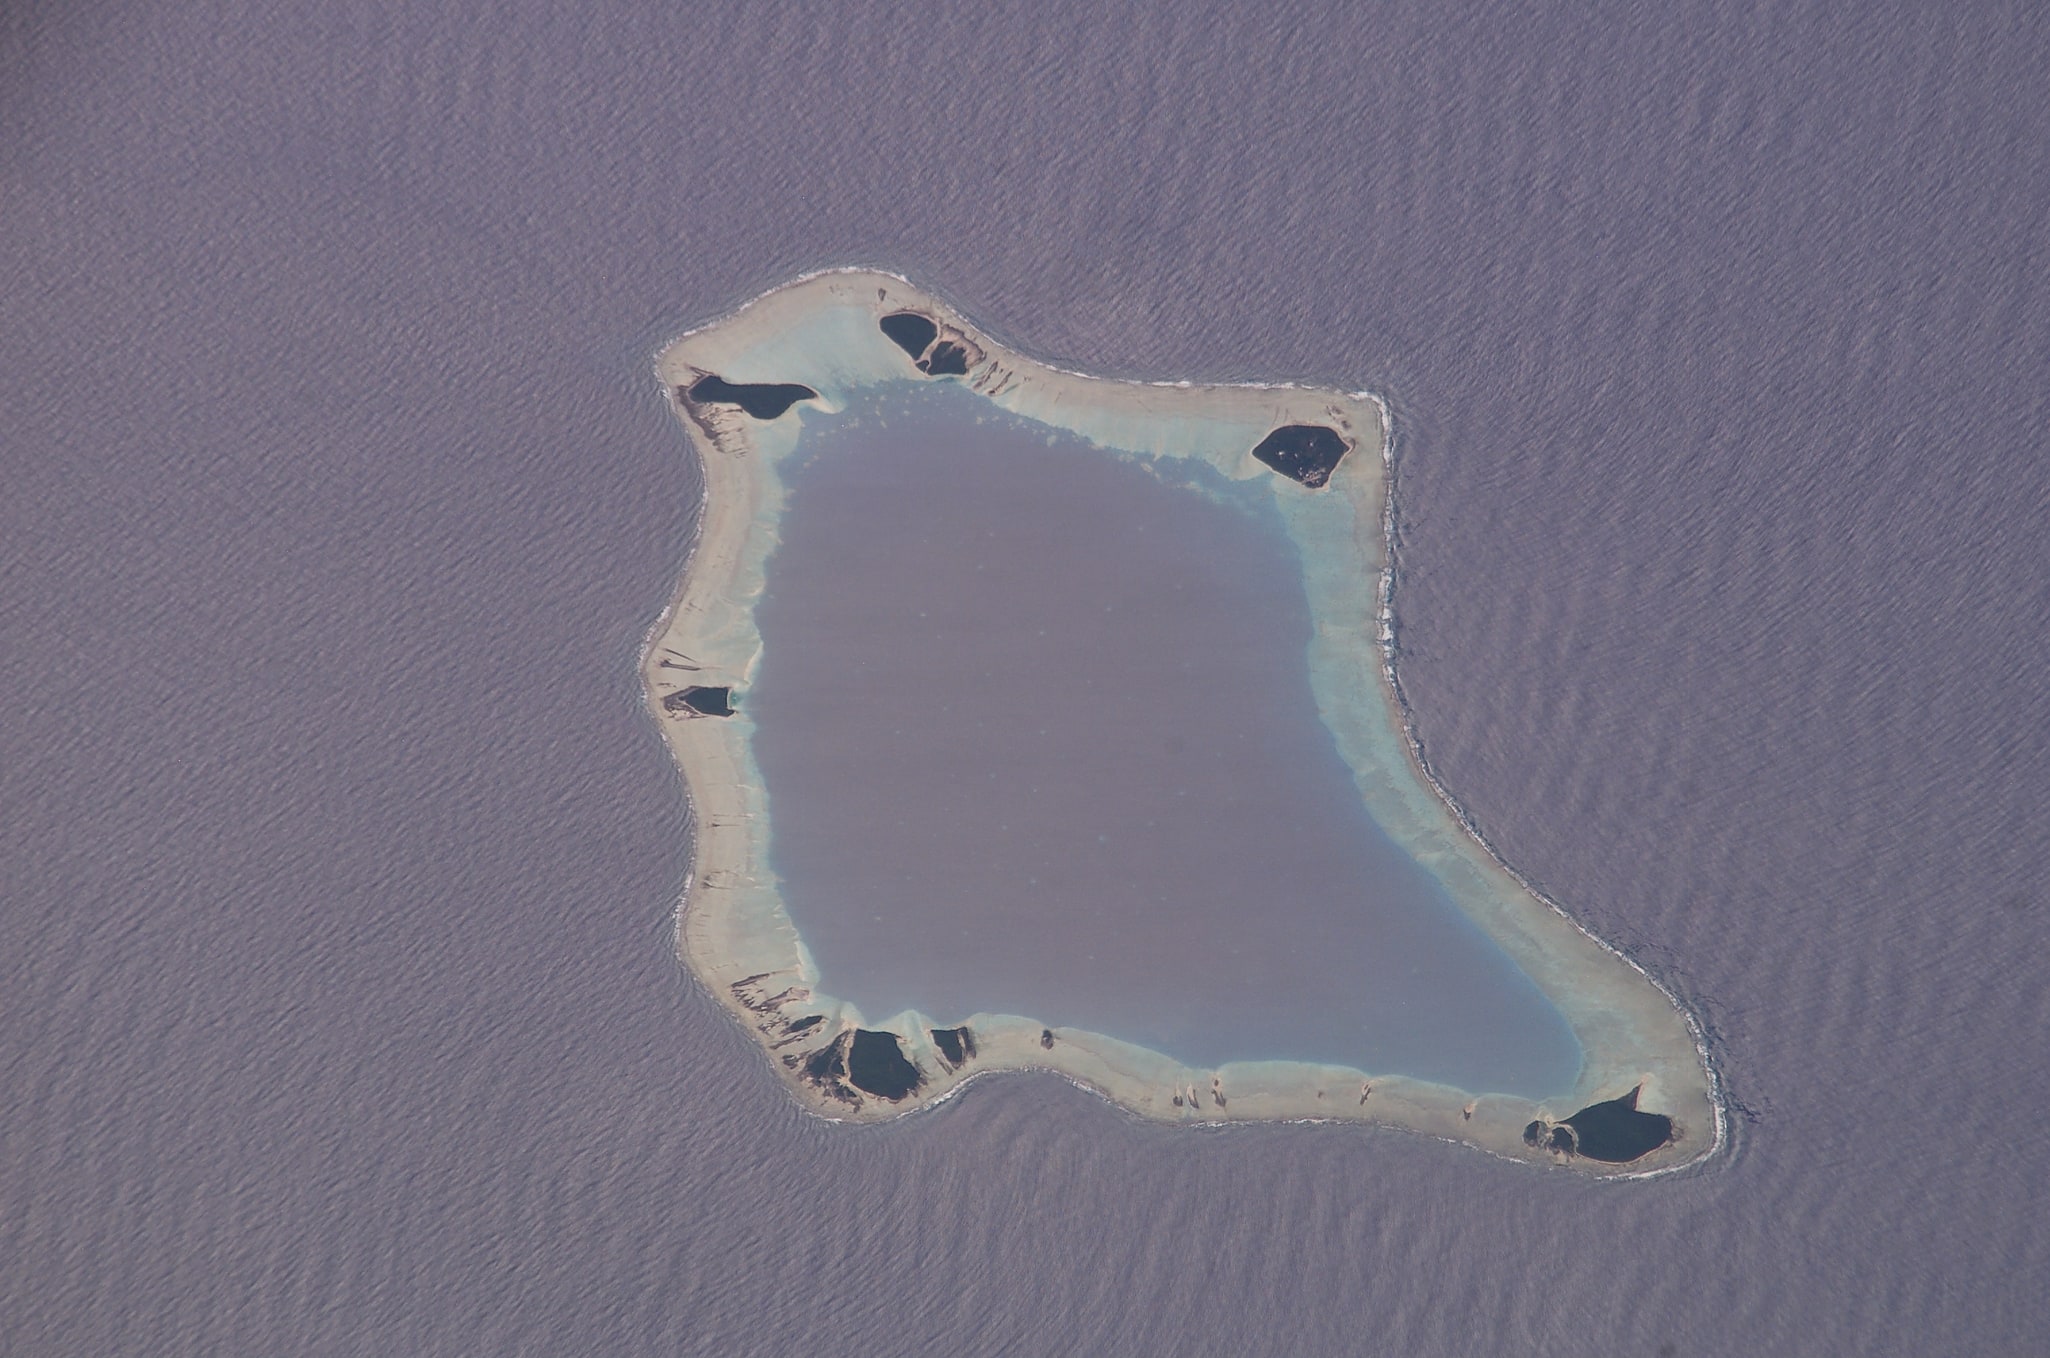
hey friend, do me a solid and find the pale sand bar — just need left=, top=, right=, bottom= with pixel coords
left=642, top=270, right=1722, bottom=1174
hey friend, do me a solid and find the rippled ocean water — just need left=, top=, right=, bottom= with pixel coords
left=6, top=1, right=2047, bottom=1353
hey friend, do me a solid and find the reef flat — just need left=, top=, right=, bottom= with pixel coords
left=643, top=269, right=1720, bottom=1174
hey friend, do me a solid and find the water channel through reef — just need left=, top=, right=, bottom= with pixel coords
left=749, top=382, right=1582, bottom=1097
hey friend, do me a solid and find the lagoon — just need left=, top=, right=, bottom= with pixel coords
left=750, top=382, right=1583, bottom=1097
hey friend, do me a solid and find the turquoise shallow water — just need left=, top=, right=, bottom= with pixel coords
left=751, top=383, right=1583, bottom=1094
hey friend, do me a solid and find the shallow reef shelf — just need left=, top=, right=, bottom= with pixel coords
left=642, top=269, right=1721, bottom=1175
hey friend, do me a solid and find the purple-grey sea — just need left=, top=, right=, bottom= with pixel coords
left=5, top=0, right=2047, bottom=1353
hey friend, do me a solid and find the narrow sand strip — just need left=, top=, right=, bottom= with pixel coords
left=641, top=269, right=1721, bottom=1175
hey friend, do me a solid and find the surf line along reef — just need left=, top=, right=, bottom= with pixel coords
left=642, top=269, right=1720, bottom=1175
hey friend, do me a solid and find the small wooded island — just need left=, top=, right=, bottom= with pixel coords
left=642, top=270, right=1721, bottom=1175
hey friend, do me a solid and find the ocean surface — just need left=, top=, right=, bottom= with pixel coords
left=5, top=0, right=2047, bottom=1353
left=752, top=383, right=1581, bottom=1090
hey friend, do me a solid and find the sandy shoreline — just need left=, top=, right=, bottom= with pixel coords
left=641, top=269, right=1721, bottom=1175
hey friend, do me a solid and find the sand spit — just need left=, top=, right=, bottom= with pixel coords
left=642, top=269, right=1719, bottom=1174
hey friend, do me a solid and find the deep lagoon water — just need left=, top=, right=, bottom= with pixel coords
left=751, top=384, right=1582, bottom=1092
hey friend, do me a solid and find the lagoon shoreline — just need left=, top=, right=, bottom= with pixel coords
left=641, top=269, right=1720, bottom=1175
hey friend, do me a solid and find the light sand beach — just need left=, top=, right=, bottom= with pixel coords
left=642, top=270, right=1720, bottom=1174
